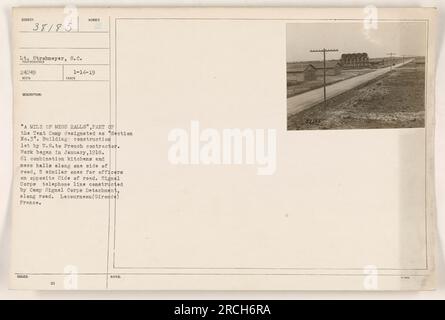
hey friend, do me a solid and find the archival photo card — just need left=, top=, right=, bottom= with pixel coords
left=286, top=22, right=427, bottom=130
left=10, top=7, right=436, bottom=291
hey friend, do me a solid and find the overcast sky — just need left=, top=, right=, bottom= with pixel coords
left=286, top=22, right=427, bottom=62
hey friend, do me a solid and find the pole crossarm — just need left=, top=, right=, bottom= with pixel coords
left=310, top=49, right=339, bottom=53
left=309, top=48, right=339, bottom=108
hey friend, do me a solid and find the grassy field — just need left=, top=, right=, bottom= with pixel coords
left=287, top=61, right=425, bottom=130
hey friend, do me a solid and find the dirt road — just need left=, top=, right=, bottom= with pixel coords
left=287, top=59, right=415, bottom=116
left=287, top=60, right=425, bottom=130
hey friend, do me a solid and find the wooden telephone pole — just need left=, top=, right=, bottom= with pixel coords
left=310, top=48, right=339, bottom=108
left=387, top=52, right=397, bottom=71
left=401, top=54, right=410, bottom=64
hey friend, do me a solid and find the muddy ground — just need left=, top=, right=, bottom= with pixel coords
left=287, top=61, right=425, bottom=130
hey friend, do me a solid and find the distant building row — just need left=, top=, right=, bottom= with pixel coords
left=341, top=53, right=370, bottom=68
left=287, top=61, right=341, bottom=82
left=287, top=52, right=396, bottom=82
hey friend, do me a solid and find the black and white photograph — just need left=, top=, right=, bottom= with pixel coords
left=287, top=22, right=427, bottom=130
left=0, top=2, right=444, bottom=301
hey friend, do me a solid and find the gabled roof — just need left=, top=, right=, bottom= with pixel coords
left=311, top=61, right=341, bottom=69
left=287, top=64, right=316, bottom=73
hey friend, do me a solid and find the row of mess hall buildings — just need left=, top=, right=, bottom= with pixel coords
left=287, top=61, right=342, bottom=82
left=288, top=52, right=414, bottom=83
left=288, top=53, right=420, bottom=84
left=287, top=52, right=390, bottom=83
